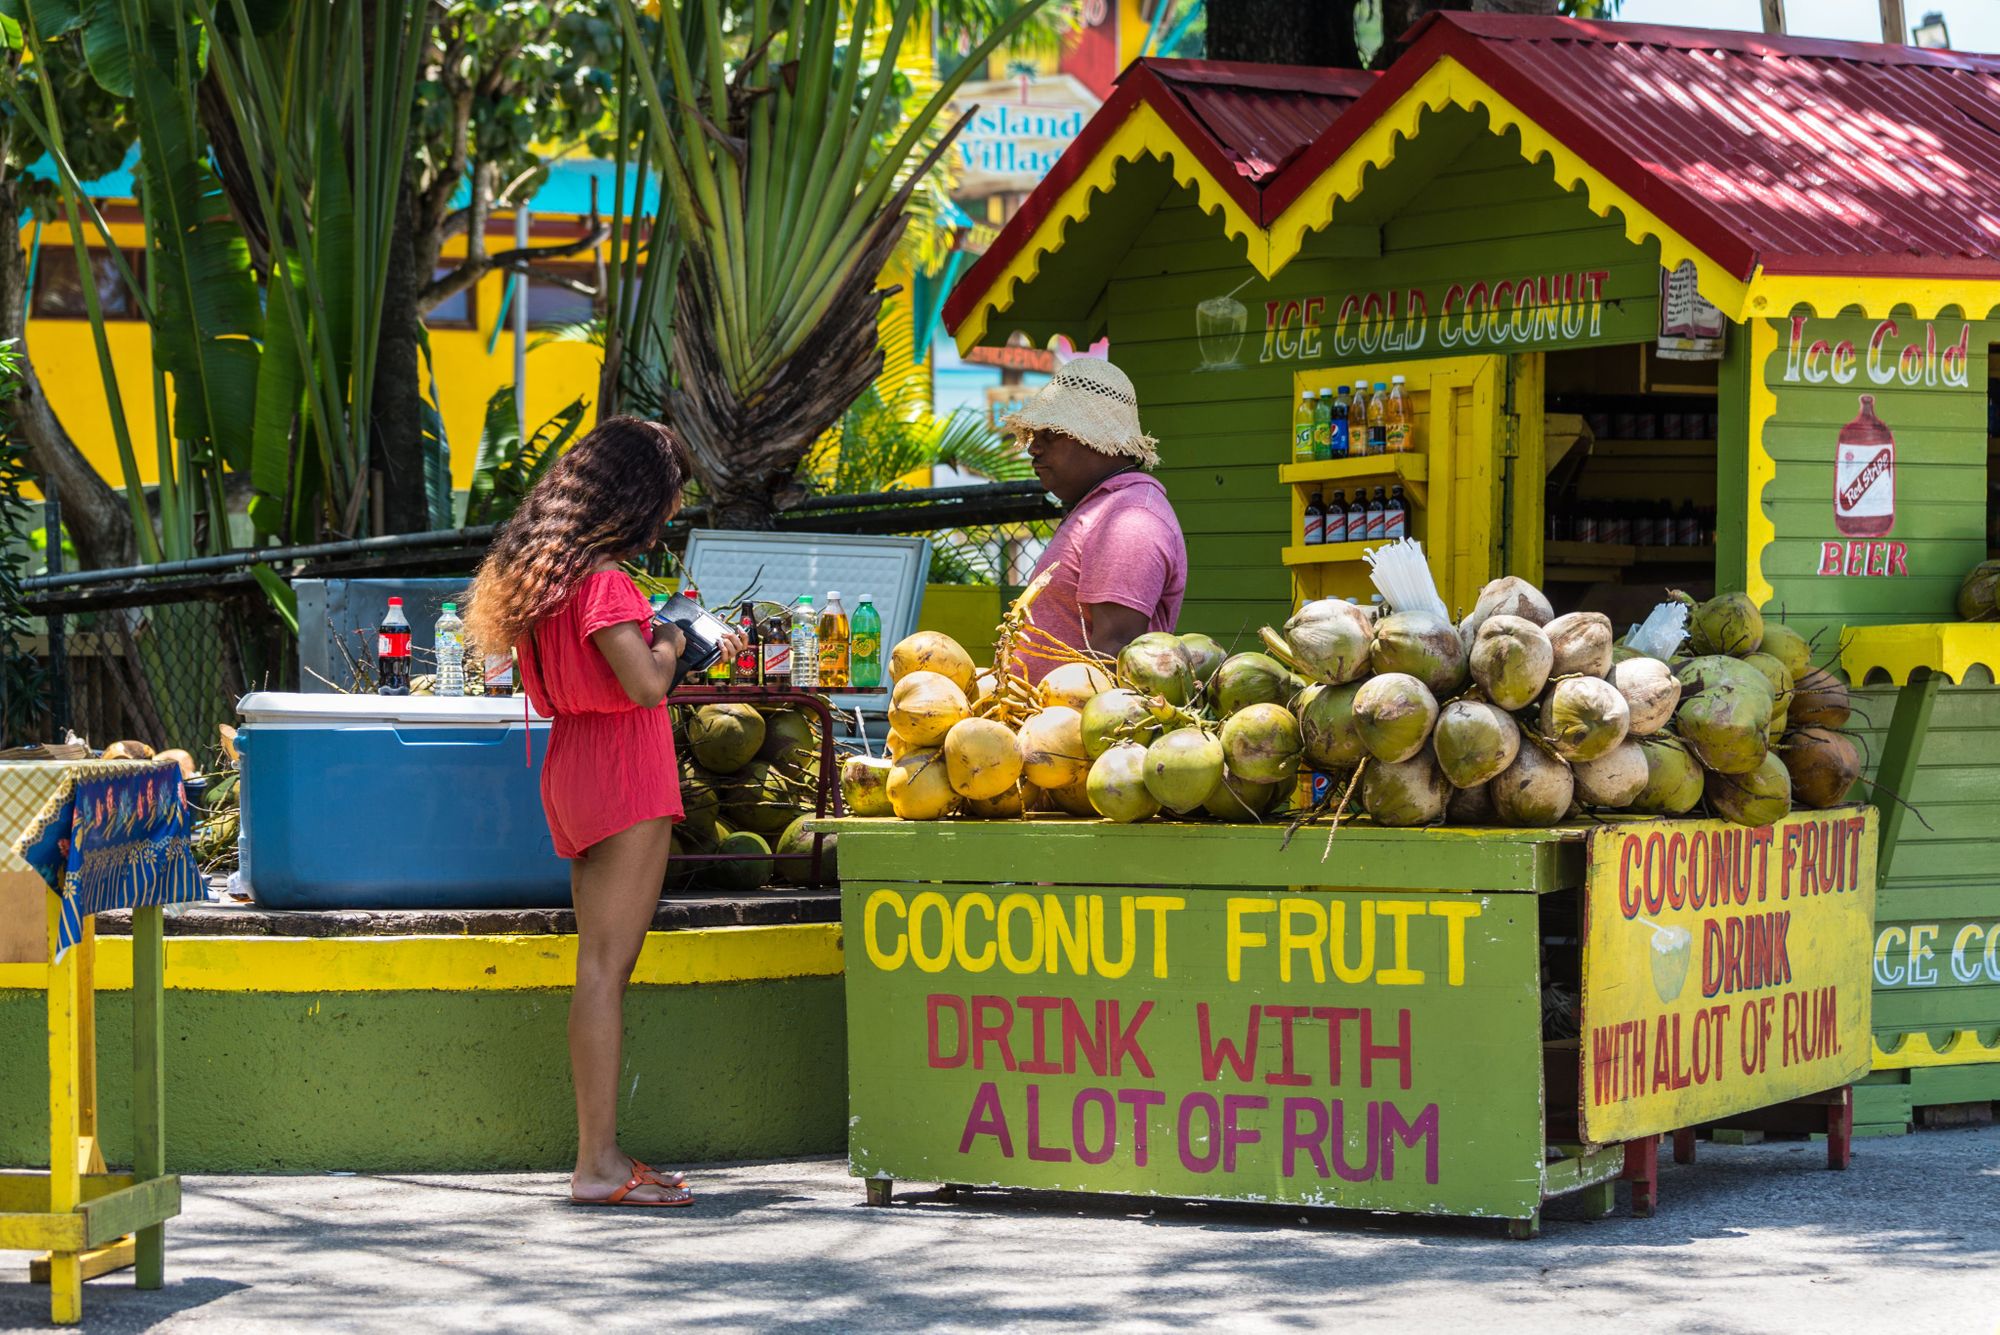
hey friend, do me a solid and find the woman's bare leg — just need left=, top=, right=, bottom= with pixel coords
left=567, top=816, right=680, bottom=1202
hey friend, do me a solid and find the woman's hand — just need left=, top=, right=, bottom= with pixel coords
left=716, top=629, right=748, bottom=664
left=653, top=617, right=687, bottom=658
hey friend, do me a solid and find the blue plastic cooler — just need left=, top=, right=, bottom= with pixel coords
left=236, top=691, right=571, bottom=909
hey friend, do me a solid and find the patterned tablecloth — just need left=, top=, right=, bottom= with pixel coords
left=5, top=759, right=206, bottom=960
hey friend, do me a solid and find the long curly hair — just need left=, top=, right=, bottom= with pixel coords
left=465, top=416, right=693, bottom=656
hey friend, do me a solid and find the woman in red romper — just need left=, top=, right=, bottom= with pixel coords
left=466, top=417, right=742, bottom=1208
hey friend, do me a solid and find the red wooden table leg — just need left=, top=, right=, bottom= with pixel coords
left=1672, top=1129, right=1697, bottom=1164
left=1827, top=1086, right=1853, bottom=1170
left=1621, top=1136, right=1659, bottom=1218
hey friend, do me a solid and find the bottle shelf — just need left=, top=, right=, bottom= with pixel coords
left=1279, top=453, right=1428, bottom=504
left=1543, top=541, right=1716, bottom=582
left=1282, top=539, right=1379, bottom=567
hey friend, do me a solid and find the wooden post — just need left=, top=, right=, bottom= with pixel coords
left=1827, top=1086, right=1854, bottom=1170
left=1880, top=0, right=1907, bottom=44
left=1621, top=1136, right=1659, bottom=1218
left=44, top=893, right=81, bottom=1324
left=1672, top=1128, right=1697, bottom=1165
left=1761, top=0, right=1786, bottom=34
left=132, top=905, right=167, bottom=1287
left=1873, top=671, right=1941, bottom=883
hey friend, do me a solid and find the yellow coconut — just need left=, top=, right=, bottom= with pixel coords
left=889, top=631, right=977, bottom=694
left=1038, top=661, right=1114, bottom=710
left=961, top=788, right=1026, bottom=819
left=1018, top=707, right=1088, bottom=790
left=885, top=729, right=915, bottom=761
left=887, top=748, right=957, bottom=820
left=1044, top=772, right=1097, bottom=817
left=888, top=671, right=969, bottom=746
left=944, top=717, right=1024, bottom=800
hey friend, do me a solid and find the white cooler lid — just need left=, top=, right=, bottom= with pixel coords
left=238, top=691, right=549, bottom=726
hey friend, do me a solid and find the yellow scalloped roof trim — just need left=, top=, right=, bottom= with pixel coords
left=1840, top=623, right=2000, bottom=686
left=1747, top=275, right=2000, bottom=322
left=952, top=101, right=1270, bottom=354
left=1747, top=317, right=1780, bottom=608
left=1264, top=57, right=1752, bottom=322
left=1873, top=1028, right=2000, bottom=1071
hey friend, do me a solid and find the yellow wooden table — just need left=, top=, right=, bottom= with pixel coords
left=1, top=759, right=198, bottom=1324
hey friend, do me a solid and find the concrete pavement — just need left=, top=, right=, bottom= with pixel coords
left=3, top=1127, right=1996, bottom=1332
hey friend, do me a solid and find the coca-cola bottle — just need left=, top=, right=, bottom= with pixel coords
left=1835, top=394, right=1895, bottom=537
left=377, top=597, right=412, bottom=696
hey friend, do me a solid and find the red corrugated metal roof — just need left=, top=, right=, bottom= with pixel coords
left=1277, top=13, right=2000, bottom=281
left=1143, top=61, right=1374, bottom=184
left=941, top=59, right=1376, bottom=335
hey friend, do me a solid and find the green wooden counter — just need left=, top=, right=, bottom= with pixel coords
left=823, top=811, right=1876, bottom=1236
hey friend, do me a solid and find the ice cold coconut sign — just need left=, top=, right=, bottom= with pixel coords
left=1580, top=810, right=1877, bottom=1144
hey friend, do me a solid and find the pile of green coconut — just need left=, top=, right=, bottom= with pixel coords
left=1237, top=577, right=1860, bottom=829
left=843, top=571, right=1861, bottom=830
left=672, top=702, right=837, bottom=891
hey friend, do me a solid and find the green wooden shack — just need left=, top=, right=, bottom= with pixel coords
left=943, top=13, right=2000, bottom=1133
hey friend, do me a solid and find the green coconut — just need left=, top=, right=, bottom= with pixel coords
left=1087, top=742, right=1160, bottom=823
left=723, top=759, right=802, bottom=835
left=1678, top=654, right=1777, bottom=706
left=1352, top=673, right=1440, bottom=764
left=1680, top=589, right=1765, bottom=657
left=1262, top=598, right=1373, bottom=685
left=1143, top=728, right=1227, bottom=814
left=679, top=772, right=723, bottom=840
left=1760, top=621, right=1814, bottom=680
left=1784, top=727, right=1862, bottom=809
left=757, top=710, right=819, bottom=773
left=1631, top=735, right=1706, bottom=815
left=839, top=756, right=894, bottom=818
left=1178, top=633, right=1227, bottom=691
left=1545, top=612, right=1615, bottom=679
left=1740, top=651, right=1794, bottom=706
left=1675, top=680, right=1773, bottom=776
left=1211, top=653, right=1302, bottom=718
left=773, top=816, right=837, bottom=885
left=1710, top=751, right=1792, bottom=827
left=1790, top=667, right=1852, bottom=730
left=689, top=703, right=766, bottom=773
left=1540, top=676, right=1631, bottom=763
left=1959, top=560, right=2000, bottom=622
left=1080, top=689, right=1160, bottom=759
left=1610, top=657, right=1682, bottom=736
left=1219, top=702, right=1304, bottom=784
left=1490, top=743, right=1574, bottom=828
left=1433, top=699, right=1521, bottom=789
left=1447, top=781, right=1496, bottom=825
left=1371, top=611, right=1469, bottom=697
left=1201, top=770, right=1281, bottom=822
left=1573, top=739, right=1648, bottom=808
left=1117, top=632, right=1195, bottom=706
left=712, top=830, right=774, bottom=893
left=1469, top=615, right=1555, bottom=711
left=1362, top=752, right=1450, bottom=828
left=1297, top=682, right=1367, bottom=770
left=1457, top=575, right=1554, bottom=645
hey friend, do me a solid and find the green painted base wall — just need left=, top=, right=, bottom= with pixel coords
left=0, top=978, right=846, bottom=1172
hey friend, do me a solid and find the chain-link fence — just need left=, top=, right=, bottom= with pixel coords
left=21, top=483, right=1061, bottom=759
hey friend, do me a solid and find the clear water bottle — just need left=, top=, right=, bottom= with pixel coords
left=850, top=595, right=882, bottom=689
left=435, top=602, right=465, bottom=697
left=791, top=595, right=820, bottom=688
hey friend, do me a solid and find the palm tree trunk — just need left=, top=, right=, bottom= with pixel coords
left=0, top=181, right=138, bottom=569
left=371, top=183, right=431, bottom=535
left=1207, top=0, right=1362, bottom=65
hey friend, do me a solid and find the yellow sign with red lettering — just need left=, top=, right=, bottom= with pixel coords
left=1579, top=807, right=1876, bottom=1144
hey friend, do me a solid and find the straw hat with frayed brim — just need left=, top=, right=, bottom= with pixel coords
left=1002, top=357, right=1160, bottom=470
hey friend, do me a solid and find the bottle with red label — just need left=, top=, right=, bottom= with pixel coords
left=376, top=597, right=412, bottom=696
left=1835, top=393, right=1895, bottom=537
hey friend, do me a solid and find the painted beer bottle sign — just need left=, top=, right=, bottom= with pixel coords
left=1833, top=394, right=1894, bottom=537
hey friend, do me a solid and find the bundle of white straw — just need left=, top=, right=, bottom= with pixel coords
left=1363, top=538, right=1450, bottom=622
left=1626, top=601, right=1689, bottom=661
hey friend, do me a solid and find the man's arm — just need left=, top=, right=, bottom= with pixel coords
left=1081, top=601, right=1153, bottom=659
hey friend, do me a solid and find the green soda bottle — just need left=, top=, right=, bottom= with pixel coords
left=850, top=594, right=883, bottom=688
left=1313, top=388, right=1333, bottom=461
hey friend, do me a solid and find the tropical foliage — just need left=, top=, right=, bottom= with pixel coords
left=463, top=383, right=587, bottom=528
left=0, top=338, right=46, bottom=744
left=606, top=0, right=1048, bottom=529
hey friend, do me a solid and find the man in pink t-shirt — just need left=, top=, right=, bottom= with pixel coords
left=1003, top=358, right=1187, bottom=680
